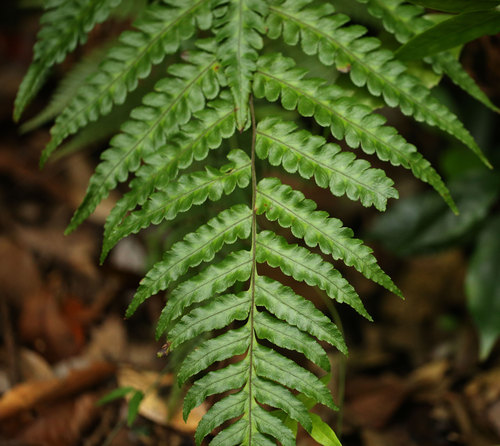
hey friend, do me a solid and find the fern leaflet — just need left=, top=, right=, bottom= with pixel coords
left=67, top=40, right=224, bottom=233
left=356, top=0, right=500, bottom=113
left=14, top=0, right=122, bottom=121
left=103, top=149, right=251, bottom=260
left=267, top=0, right=490, bottom=167
left=214, top=0, right=267, bottom=129
left=41, top=0, right=214, bottom=165
left=254, top=53, right=457, bottom=212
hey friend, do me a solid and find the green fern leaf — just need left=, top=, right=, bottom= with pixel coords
left=126, top=204, right=252, bottom=318
left=21, top=43, right=111, bottom=133
left=253, top=375, right=312, bottom=433
left=254, top=274, right=349, bottom=353
left=210, top=418, right=248, bottom=446
left=21, top=0, right=497, bottom=442
left=254, top=53, right=458, bottom=212
left=430, top=53, right=500, bottom=114
left=168, top=291, right=250, bottom=349
left=256, top=231, right=369, bottom=320
left=257, top=178, right=401, bottom=298
left=102, top=96, right=237, bottom=243
left=178, top=325, right=251, bottom=384
left=183, top=360, right=248, bottom=420
left=356, top=0, right=500, bottom=113
left=354, top=0, right=425, bottom=43
left=253, top=344, right=336, bottom=410
left=102, top=149, right=251, bottom=259
left=267, top=0, right=489, bottom=167
left=195, top=391, right=248, bottom=445
left=252, top=404, right=296, bottom=446
left=66, top=41, right=223, bottom=233
left=254, top=311, right=330, bottom=372
left=256, top=117, right=398, bottom=211
left=214, top=0, right=267, bottom=128
left=156, top=249, right=252, bottom=338
left=14, top=0, right=121, bottom=121
left=41, top=0, right=214, bottom=164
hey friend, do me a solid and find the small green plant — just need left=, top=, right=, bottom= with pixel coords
left=16, top=0, right=496, bottom=443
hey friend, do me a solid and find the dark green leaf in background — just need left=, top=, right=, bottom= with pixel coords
left=98, top=386, right=135, bottom=405
left=397, top=11, right=500, bottom=60
left=407, top=0, right=500, bottom=13
left=127, top=390, right=145, bottom=427
left=369, top=171, right=500, bottom=256
left=466, top=216, right=500, bottom=359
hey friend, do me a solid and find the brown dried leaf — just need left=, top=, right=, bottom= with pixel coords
left=0, top=362, right=115, bottom=421
left=345, top=374, right=408, bottom=429
left=83, top=316, right=127, bottom=362
left=14, top=393, right=100, bottom=446
left=0, top=237, right=41, bottom=304
left=15, top=225, right=97, bottom=278
left=19, top=286, right=84, bottom=361
left=465, top=368, right=500, bottom=439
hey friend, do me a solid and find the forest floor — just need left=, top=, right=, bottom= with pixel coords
left=1, top=4, right=500, bottom=446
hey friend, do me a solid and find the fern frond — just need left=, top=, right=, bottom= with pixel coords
left=255, top=230, right=369, bottom=320
left=266, top=0, right=489, bottom=166
left=257, top=179, right=402, bottom=298
left=102, top=149, right=251, bottom=259
left=252, top=375, right=312, bottom=433
left=41, top=0, right=214, bottom=164
left=251, top=404, right=296, bottom=446
left=126, top=203, right=252, bottom=317
left=253, top=344, right=336, bottom=410
left=14, top=0, right=121, bottom=121
left=178, top=325, right=251, bottom=384
left=356, top=0, right=500, bottom=113
left=214, top=0, right=267, bottom=128
left=67, top=44, right=224, bottom=234
left=21, top=43, right=110, bottom=133
left=157, top=249, right=252, bottom=338
left=210, top=418, right=248, bottom=446
left=256, top=117, right=398, bottom=211
left=254, top=274, right=348, bottom=353
left=183, top=360, right=248, bottom=420
left=102, top=96, right=236, bottom=243
left=168, top=291, right=250, bottom=349
left=430, top=53, right=500, bottom=113
left=195, top=391, right=248, bottom=445
left=254, top=53, right=457, bottom=212
left=21, top=0, right=497, bottom=442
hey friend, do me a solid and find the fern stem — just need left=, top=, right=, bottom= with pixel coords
left=314, top=288, right=346, bottom=436
left=247, top=94, right=259, bottom=440
left=326, top=301, right=346, bottom=435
